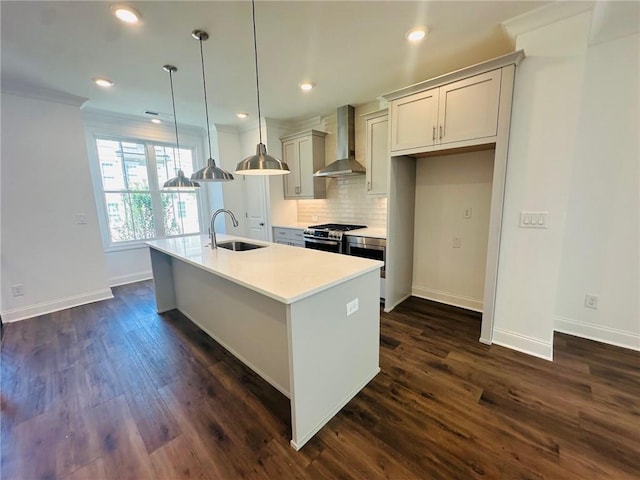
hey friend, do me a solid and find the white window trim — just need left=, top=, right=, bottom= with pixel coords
left=83, top=110, right=216, bottom=252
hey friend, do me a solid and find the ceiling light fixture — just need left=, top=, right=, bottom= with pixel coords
left=161, top=65, right=200, bottom=190
left=151, top=118, right=162, bottom=124
left=93, top=77, right=114, bottom=88
left=190, top=30, right=235, bottom=182
left=111, top=5, right=141, bottom=24
left=406, top=27, right=427, bottom=43
left=299, top=82, right=314, bottom=92
left=236, top=112, right=249, bottom=119
left=235, top=0, right=290, bottom=176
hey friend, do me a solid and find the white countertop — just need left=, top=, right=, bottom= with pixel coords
left=147, top=234, right=383, bottom=305
left=344, top=227, right=387, bottom=239
left=272, top=223, right=308, bottom=230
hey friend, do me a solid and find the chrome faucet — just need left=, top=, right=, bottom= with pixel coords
left=209, top=209, right=239, bottom=249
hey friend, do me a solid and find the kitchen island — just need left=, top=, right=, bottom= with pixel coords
left=146, top=234, right=383, bottom=450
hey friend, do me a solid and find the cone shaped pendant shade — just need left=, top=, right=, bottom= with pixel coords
left=190, top=30, right=234, bottom=182
left=162, top=65, right=200, bottom=190
left=235, top=0, right=289, bottom=176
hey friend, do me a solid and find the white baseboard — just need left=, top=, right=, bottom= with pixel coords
left=412, top=286, right=483, bottom=312
left=383, top=293, right=412, bottom=313
left=109, top=271, right=153, bottom=287
left=1, top=288, right=114, bottom=323
left=492, top=328, right=553, bottom=361
left=555, top=315, right=640, bottom=352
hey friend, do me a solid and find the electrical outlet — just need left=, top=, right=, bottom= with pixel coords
left=463, top=207, right=472, bottom=219
left=11, top=284, right=24, bottom=297
left=452, top=237, right=461, bottom=248
left=584, top=294, right=599, bottom=309
left=346, top=298, right=359, bottom=316
left=76, top=213, right=87, bottom=225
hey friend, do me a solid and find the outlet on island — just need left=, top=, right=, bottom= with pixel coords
left=346, top=298, right=359, bottom=316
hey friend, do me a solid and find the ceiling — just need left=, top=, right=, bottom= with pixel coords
left=1, top=1, right=549, bottom=129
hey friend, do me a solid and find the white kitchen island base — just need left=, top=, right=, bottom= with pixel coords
left=148, top=236, right=382, bottom=450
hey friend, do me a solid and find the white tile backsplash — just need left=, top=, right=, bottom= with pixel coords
left=297, top=176, right=387, bottom=228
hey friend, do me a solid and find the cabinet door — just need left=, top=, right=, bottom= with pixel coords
left=290, top=229, right=305, bottom=245
left=390, top=87, right=438, bottom=152
left=296, top=136, right=314, bottom=198
left=365, top=114, right=389, bottom=195
left=437, top=69, right=501, bottom=145
left=282, top=140, right=299, bottom=198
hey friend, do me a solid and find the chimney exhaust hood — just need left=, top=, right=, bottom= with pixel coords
left=314, top=105, right=366, bottom=177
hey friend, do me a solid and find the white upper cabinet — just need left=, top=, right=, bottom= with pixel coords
left=389, top=69, right=502, bottom=155
left=363, top=110, right=389, bottom=195
left=281, top=130, right=327, bottom=199
left=390, top=88, right=438, bottom=152
left=438, top=70, right=501, bottom=145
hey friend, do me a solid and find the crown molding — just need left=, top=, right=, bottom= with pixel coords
left=383, top=50, right=525, bottom=102
left=502, top=1, right=595, bottom=39
left=82, top=107, right=205, bottom=136
left=1, top=80, right=88, bottom=107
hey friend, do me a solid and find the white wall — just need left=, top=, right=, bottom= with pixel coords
left=554, top=30, right=639, bottom=350
left=412, top=150, right=494, bottom=311
left=1, top=92, right=111, bottom=321
left=494, top=10, right=593, bottom=359
left=211, top=125, right=247, bottom=236
left=495, top=1, right=640, bottom=357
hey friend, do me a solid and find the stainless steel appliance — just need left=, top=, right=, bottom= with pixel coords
left=313, top=105, right=366, bottom=177
left=345, top=235, right=386, bottom=300
left=303, top=223, right=367, bottom=253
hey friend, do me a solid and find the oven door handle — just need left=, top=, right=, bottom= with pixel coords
left=304, top=237, right=340, bottom=246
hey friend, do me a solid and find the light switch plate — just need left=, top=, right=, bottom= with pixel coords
left=520, top=211, right=549, bottom=228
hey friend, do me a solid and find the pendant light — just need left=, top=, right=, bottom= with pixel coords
left=162, top=65, right=200, bottom=190
left=235, top=0, right=290, bottom=176
left=190, top=30, right=235, bottom=182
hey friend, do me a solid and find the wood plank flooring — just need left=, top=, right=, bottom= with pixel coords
left=1, top=281, right=638, bottom=479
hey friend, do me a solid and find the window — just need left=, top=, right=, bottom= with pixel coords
left=95, top=138, right=201, bottom=245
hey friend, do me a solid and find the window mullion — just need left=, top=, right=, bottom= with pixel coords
left=146, top=144, right=166, bottom=238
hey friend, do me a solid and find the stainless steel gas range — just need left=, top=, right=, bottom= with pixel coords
left=303, top=223, right=366, bottom=254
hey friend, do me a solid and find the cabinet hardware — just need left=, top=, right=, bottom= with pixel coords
left=432, top=126, right=436, bottom=141
left=439, top=125, right=443, bottom=139
left=367, top=181, right=371, bottom=191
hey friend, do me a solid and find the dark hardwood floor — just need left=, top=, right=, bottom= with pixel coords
left=1, top=281, right=639, bottom=479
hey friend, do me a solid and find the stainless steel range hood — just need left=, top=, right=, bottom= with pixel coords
left=314, top=105, right=366, bottom=177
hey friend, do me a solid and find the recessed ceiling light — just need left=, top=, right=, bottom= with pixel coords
left=299, top=82, right=314, bottom=92
left=151, top=118, right=162, bottom=124
left=111, top=5, right=142, bottom=24
left=406, top=27, right=427, bottom=43
left=236, top=112, right=249, bottom=119
left=93, top=77, right=114, bottom=88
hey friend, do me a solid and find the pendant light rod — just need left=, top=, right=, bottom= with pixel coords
left=234, top=0, right=289, bottom=175
left=163, top=65, right=182, bottom=162
left=189, top=29, right=234, bottom=182
left=251, top=0, right=263, bottom=145
left=192, top=30, right=213, bottom=160
left=162, top=65, right=200, bottom=189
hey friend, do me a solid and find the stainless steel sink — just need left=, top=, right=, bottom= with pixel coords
left=217, top=241, right=266, bottom=251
